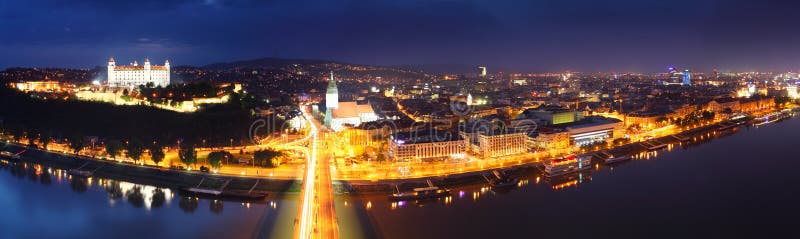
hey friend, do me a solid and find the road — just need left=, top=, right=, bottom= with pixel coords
left=294, top=105, right=339, bottom=239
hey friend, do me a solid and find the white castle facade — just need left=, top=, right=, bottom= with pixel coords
left=107, top=57, right=170, bottom=87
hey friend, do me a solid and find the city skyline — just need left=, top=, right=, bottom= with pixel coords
left=3, top=0, right=800, bottom=72
left=4, top=1, right=800, bottom=239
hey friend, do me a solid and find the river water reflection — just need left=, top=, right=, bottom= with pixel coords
left=349, top=117, right=800, bottom=239
left=0, top=160, right=297, bottom=239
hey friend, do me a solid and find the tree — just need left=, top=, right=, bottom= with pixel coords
left=27, top=136, right=36, bottom=148
left=6, top=124, right=25, bottom=142
left=207, top=151, right=226, bottom=170
left=179, top=145, right=197, bottom=168
left=38, top=131, right=51, bottom=149
left=150, top=145, right=165, bottom=166
left=253, top=149, right=284, bottom=168
left=105, top=140, right=123, bottom=159
left=701, top=111, right=715, bottom=120
left=126, top=139, right=145, bottom=163
left=68, top=134, right=85, bottom=154
left=655, top=117, right=669, bottom=125
left=775, top=96, right=791, bottom=108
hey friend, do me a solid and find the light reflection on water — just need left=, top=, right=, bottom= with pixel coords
left=0, top=160, right=294, bottom=239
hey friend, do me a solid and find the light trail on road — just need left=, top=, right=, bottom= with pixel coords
left=294, top=104, right=339, bottom=239
left=296, top=106, right=318, bottom=239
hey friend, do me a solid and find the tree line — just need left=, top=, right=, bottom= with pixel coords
left=0, top=86, right=284, bottom=153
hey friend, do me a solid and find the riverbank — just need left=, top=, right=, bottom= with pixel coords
left=1, top=144, right=301, bottom=197
left=338, top=114, right=766, bottom=194
left=3, top=111, right=789, bottom=196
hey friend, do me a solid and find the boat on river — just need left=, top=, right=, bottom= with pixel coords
left=0, top=150, right=24, bottom=162
left=390, top=180, right=451, bottom=201
left=181, top=178, right=267, bottom=200
left=67, top=169, right=93, bottom=177
left=603, top=155, right=631, bottom=164
left=541, top=155, right=592, bottom=177
left=488, top=170, right=519, bottom=189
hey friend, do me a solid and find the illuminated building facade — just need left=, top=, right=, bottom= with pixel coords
left=518, top=106, right=583, bottom=125
left=787, top=85, right=799, bottom=99
left=476, top=132, right=527, bottom=158
left=107, top=57, right=170, bottom=87
left=563, top=117, right=623, bottom=146
left=528, top=130, right=571, bottom=150
left=682, top=70, right=691, bottom=86
left=739, top=97, right=774, bottom=113
left=461, top=130, right=527, bottom=158
left=388, top=133, right=466, bottom=162
left=706, top=98, right=740, bottom=114
left=14, top=81, right=61, bottom=92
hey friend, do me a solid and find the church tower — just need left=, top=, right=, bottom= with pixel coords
left=324, top=71, right=338, bottom=126
left=326, top=71, right=339, bottom=109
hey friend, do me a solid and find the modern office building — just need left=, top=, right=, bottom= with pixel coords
left=682, top=70, right=691, bottom=86
left=517, top=105, right=583, bottom=125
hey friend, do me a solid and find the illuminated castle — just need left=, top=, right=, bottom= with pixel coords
left=107, top=57, right=170, bottom=87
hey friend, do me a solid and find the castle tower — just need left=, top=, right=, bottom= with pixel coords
left=107, top=57, right=116, bottom=86
left=144, top=58, right=151, bottom=86
left=164, top=60, right=171, bottom=87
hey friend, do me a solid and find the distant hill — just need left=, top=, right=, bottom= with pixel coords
left=202, top=57, right=516, bottom=76
left=393, top=64, right=513, bottom=75
left=201, top=57, right=435, bottom=82
left=203, top=57, right=349, bottom=70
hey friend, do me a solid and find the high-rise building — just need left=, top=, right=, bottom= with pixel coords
left=665, top=67, right=681, bottom=85
left=682, top=70, right=691, bottom=86
left=107, top=57, right=170, bottom=87
left=478, top=66, right=487, bottom=77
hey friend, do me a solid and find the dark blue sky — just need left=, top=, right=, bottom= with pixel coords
left=2, top=0, right=800, bottom=72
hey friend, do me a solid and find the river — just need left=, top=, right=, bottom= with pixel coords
left=0, top=161, right=297, bottom=239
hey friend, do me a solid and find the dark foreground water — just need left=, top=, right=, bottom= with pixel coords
left=351, top=117, right=800, bottom=239
left=0, top=161, right=297, bottom=239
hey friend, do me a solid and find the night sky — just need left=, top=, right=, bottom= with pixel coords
left=2, top=0, right=800, bottom=72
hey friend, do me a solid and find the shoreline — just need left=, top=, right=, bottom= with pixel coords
left=2, top=112, right=786, bottom=195
left=2, top=145, right=301, bottom=197
left=338, top=113, right=780, bottom=194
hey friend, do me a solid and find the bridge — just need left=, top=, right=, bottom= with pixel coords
left=294, top=105, right=339, bottom=239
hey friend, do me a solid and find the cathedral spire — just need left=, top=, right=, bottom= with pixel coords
left=327, top=71, right=337, bottom=89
